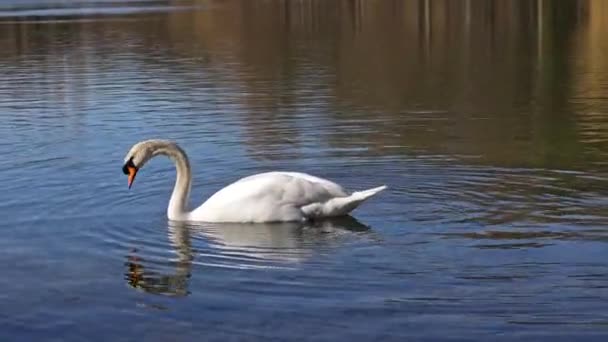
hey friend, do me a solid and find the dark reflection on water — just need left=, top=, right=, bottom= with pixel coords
left=125, top=221, right=194, bottom=297
left=1, top=0, right=608, bottom=340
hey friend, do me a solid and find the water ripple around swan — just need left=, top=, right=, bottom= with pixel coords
left=82, top=215, right=375, bottom=297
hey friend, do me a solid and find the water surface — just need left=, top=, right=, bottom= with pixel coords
left=1, top=0, right=608, bottom=340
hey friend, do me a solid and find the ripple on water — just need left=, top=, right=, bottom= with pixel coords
left=81, top=215, right=374, bottom=297
left=405, top=161, right=608, bottom=229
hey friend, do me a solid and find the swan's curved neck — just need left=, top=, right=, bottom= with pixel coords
left=153, top=143, right=192, bottom=220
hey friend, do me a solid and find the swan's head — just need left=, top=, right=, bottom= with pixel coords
left=122, top=139, right=177, bottom=188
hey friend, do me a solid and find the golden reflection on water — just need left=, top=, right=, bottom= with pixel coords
left=1, top=0, right=607, bottom=169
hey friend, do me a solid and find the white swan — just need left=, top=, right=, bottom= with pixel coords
left=122, top=139, right=387, bottom=223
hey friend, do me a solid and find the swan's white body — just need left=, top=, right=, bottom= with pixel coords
left=191, top=171, right=386, bottom=222
left=123, top=140, right=387, bottom=223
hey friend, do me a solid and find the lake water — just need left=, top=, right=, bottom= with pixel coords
left=1, top=0, right=608, bottom=340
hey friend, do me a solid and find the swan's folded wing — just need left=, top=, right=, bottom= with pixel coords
left=191, top=172, right=348, bottom=222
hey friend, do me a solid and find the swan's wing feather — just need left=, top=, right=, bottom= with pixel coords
left=208, top=172, right=346, bottom=205
left=235, top=171, right=346, bottom=195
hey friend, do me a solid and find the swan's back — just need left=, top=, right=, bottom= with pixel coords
left=235, top=172, right=346, bottom=195
left=191, top=172, right=348, bottom=222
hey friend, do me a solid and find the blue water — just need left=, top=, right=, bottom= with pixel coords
left=1, top=0, right=608, bottom=340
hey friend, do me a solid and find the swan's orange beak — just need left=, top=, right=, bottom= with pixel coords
left=127, top=166, right=138, bottom=189
left=122, top=159, right=139, bottom=189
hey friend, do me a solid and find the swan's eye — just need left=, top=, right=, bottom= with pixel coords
left=122, top=158, right=136, bottom=175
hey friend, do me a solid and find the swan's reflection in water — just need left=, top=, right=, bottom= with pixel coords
left=125, top=220, right=194, bottom=297
left=125, top=216, right=371, bottom=296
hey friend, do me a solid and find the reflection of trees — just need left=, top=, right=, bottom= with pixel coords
left=2, top=0, right=607, bottom=168
left=322, top=0, right=588, bottom=168
left=571, top=0, right=608, bottom=167
left=162, top=0, right=605, bottom=169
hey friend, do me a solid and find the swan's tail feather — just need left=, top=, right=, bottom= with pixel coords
left=352, top=185, right=387, bottom=199
left=301, top=185, right=387, bottom=218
